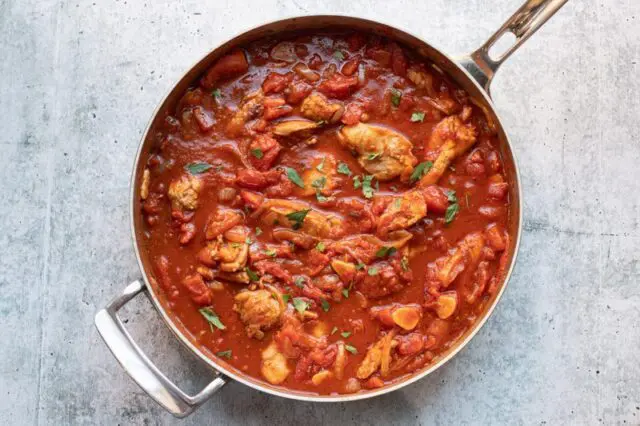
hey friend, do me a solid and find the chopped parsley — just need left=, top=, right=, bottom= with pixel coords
left=294, top=276, right=306, bottom=288
left=199, top=307, right=226, bottom=330
left=445, top=190, right=460, bottom=224
left=211, top=88, right=222, bottom=99
left=341, top=331, right=352, bottom=338
left=367, top=267, right=379, bottom=276
left=342, top=288, right=350, bottom=298
left=286, top=209, right=311, bottom=230
left=245, top=237, right=252, bottom=245
left=264, top=249, right=277, bottom=257
left=292, top=297, right=309, bottom=314
left=216, top=349, right=232, bottom=359
left=355, top=262, right=366, bottom=270
left=316, top=157, right=326, bottom=172
left=337, top=162, right=352, bottom=176
left=366, top=152, right=381, bottom=161
left=410, top=111, right=426, bottom=122
left=375, top=246, right=397, bottom=258
left=255, top=227, right=262, bottom=236
left=250, top=148, right=264, bottom=159
left=333, top=50, right=345, bottom=61
left=316, top=192, right=329, bottom=202
left=312, top=176, right=326, bottom=190
left=409, top=161, right=433, bottom=184
left=282, top=294, right=291, bottom=304
left=390, top=88, right=402, bottom=107
left=245, top=267, right=259, bottom=282
left=321, top=299, right=331, bottom=312
left=345, top=344, right=358, bottom=355
left=184, top=162, right=212, bottom=174
left=285, top=167, right=305, bottom=188
left=316, top=241, right=326, bottom=252
left=353, top=176, right=362, bottom=189
left=362, top=175, right=375, bottom=199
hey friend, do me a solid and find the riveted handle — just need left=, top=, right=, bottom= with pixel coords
left=95, top=280, right=227, bottom=417
left=458, top=0, right=568, bottom=95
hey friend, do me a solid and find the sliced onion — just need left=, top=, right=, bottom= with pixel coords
left=357, top=63, right=366, bottom=86
left=293, top=62, right=320, bottom=82
left=217, top=187, right=237, bottom=202
left=270, top=41, right=297, bottom=63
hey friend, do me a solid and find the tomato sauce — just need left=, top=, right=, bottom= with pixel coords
left=137, top=30, right=511, bottom=395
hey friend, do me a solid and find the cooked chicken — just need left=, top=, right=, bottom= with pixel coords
left=234, top=287, right=285, bottom=339
left=261, top=341, right=291, bottom=384
left=226, top=90, right=264, bottom=136
left=301, top=155, right=337, bottom=197
left=257, top=199, right=345, bottom=239
left=331, top=231, right=413, bottom=265
left=272, top=119, right=320, bottom=137
left=419, top=114, right=477, bottom=187
left=167, top=174, right=202, bottom=211
left=356, top=332, right=396, bottom=379
left=338, top=123, right=417, bottom=181
left=204, top=236, right=249, bottom=272
left=376, top=190, right=427, bottom=236
left=428, top=232, right=485, bottom=288
left=407, top=67, right=435, bottom=94
left=300, top=92, right=344, bottom=123
left=205, top=208, right=244, bottom=240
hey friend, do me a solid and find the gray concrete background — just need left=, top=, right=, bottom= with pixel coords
left=1, top=0, right=638, bottom=424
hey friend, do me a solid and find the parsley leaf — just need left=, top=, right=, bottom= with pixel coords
left=366, top=152, right=381, bottom=161
left=367, top=267, right=379, bottom=276
left=245, top=237, right=252, bottom=245
left=445, top=202, right=460, bottom=224
left=362, top=175, right=375, bottom=199
left=410, top=111, right=425, bottom=122
left=216, top=349, right=232, bottom=358
left=333, top=50, right=345, bottom=61
left=255, top=227, right=262, bottom=236
left=264, top=249, right=277, bottom=257
left=316, top=157, right=326, bottom=172
left=316, top=192, right=329, bottom=202
left=285, top=167, right=305, bottom=188
left=355, top=262, right=366, bottom=270
left=353, top=176, right=362, bottom=189
left=375, top=246, right=397, bottom=258
left=409, top=161, right=433, bottom=184
left=316, top=242, right=326, bottom=252
left=312, top=176, right=326, bottom=190
left=342, top=288, right=349, bottom=298
left=292, top=297, right=309, bottom=314
left=321, top=299, right=330, bottom=312
left=390, top=88, right=402, bottom=107
left=337, top=162, right=352, bottom=176
left=282, top=294, right=291, bottom=304
left=286, top=209, right=311, bottom=230
left=199, top=307, right=226, bottom=330
left=345, top=344, right=358, bottom=355
left=251, top=148, right=264, bottom=159
left=211, top=89, right=222, bottom=99
left=245, top=267, right=259, bottom=282
left=184, top=162, right=212, bottom=174
left=294, top=276, right=306, bottom=288
left=341, top=331, right=352, bottom=338
left=447, top=189, right=458, bottom=203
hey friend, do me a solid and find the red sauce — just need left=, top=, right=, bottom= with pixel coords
left=137, top=30, right=511, bottom=395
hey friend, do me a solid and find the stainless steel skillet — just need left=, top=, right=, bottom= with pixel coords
left=95, top=0, right=567, bottom=417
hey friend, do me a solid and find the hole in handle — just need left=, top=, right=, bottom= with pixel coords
left=488, top=31, right=517, bottom=62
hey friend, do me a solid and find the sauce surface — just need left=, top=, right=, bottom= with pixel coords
left=138, top=31, right=512, bottom=395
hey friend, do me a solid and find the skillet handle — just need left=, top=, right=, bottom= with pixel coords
left=458, top=0, right=568, bottom=95
left=94, top=280, right=227, bottom=417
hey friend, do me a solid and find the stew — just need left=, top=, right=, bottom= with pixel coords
left=138, top=30, right=511, bottom=395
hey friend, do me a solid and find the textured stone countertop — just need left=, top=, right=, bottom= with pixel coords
left=2, top=0, right=639, bottom=424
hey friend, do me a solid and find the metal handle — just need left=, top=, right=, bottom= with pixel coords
left=94, top=280, right=227, bottom=417
left=458, top=0, right=568, bottom=95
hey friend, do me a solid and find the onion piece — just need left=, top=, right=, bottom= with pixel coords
left=270, top=41, right=297, bottom=63
left=293, top=62, right=320, bottom=82
left=357, top=63, right=366, bottom=86
left=217, top=187, right=237, bottom=202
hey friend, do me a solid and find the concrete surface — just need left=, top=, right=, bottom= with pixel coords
left=1, top=0, right=639, bottom=424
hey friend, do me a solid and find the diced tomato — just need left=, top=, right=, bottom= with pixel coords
left=396, top=333, right=426, bottom=356
left=390, top=43, right=407, bottom=76
left=192, top=106, right=215, bottom=132
left=341, top=57, right=360, bottom=76
left=318, top=74, right=359, bottom=99
left=253, top=260, right=293, bottom=284
left=239, top=190, right=264, bottom=209
left=235, top=168, right=281, bottom=190
left=308, top=53, right=323, bottom=70
left=205, top=209, right=243, bottom=240
left=341, top=102, right=365, bottom=125
left=364, top=377, right=385, bottom=389
left=200, top=49, right=249, bottom=89
left=262, top=97, right=293, bottom=120
left=286, top=81, right=313, bottom=105
left=346, top=33, right=367, bottom=51
left=262, top=72, right=294, bottom=94
left=249, top=134, right=282, bottom=171
left=421, top=185, right=449, bottom=214
left=182, top=274, right=212, bottom=306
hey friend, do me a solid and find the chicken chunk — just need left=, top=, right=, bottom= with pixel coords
left=356, top=332, right=396, bottom=379
left=205, top=208, right=244, bottom=240
left=376, top=190, right=427, bottom=236
left=338, top=123, right=417, bottom=181
left=234, top=287, right=285, bottom=339
left=226, top=90, right=264, bottom=136
left=202, top=236, right=249, bottom=272
left=257, top=199, right=346, bottom=239
left=418, top=114, right=477, bottom=187
left=331, top=231, right=413, bottom=265
left=301, top=155, right=337, bottom=197
left=427, top=232, right=485, bottom=289
left=272, top=119, right=320, bottom=137
left=167, top=174, right=202, bottom=211
left=407, top=67, right=435, bottom=94
left=300, top=92, right=344, bottom=123
left=261, top=342, right=291, bottom=385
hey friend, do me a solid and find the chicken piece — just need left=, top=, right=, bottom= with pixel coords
left=419, top=114, right=477, bottom=187
left=427, top=232, right=485, bottom=289
left=167, top=174, right=202, bottom=211
left=261, top=342, right=291, bottom=385
left=331, top=231, right=413, bottom=265
left=300, top=92, right=344, bottom=123
left=204, top=236, right=249, bottom=272
left=272, top=119, right=320, bottom=137
left=356, top=332, right=396, bottom=379
left=234, top=287, right=285, bottom=339
left=257, top=199, right=346, bottom=239
left=205, top=208, right=244, bottom=240
left=376, top=190, right=427, bottom=236
left=301, top=156, right=337, bottom=197
left=226, top=90, right=264, bottom=136
left=338, top=123, right=417, bottom=181
left=407, top=67, right=435, bottom=95
left=330, top=259, right=357, bottom=284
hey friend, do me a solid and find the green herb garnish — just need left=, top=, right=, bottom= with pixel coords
left=333, top=50, right=345, bottom=61
left=353, top=176, right=362, bottom=189
left=264, top=249, right=277, bottom=257
left=341, top=331, right=352, bottom=338
left=445, top=202, right=460, bottom=224
left=316, top=157, right=326, bottom=172
left=355, top=262, right=365, bottom=270
left=255, top=227, right=262, bottom=236
left=345, top=344, right=358, bottom=355
left=312, top=176, right=326, bottom=190
left=316, top=242, right=326, bottom=252
left=362, top=175, right=374, bottom=199
left=286, top=209, right=311, bottom=230
left=337, top=162, right=352, bottom=176
left=321, top=299, right=330, bottom=312
left=294, top=276, right=305, bottom=288
left=251, top=148, right=264, bottom=159
left=366, top=152, right=381, bottom=161
left=375, top=246, right=397, bottom=258
left=410, top=111, right=425, bottom=122
left=184, top=162, right=212, bottom=174
left=367, top=267, right=379, bottom=276
left=245, top=267, right=259, bottom=282
left=211, top=89, right=222, bottom=99
left=216, top=349, right=232, bottom=358
left=293, top=297, right=309, bottom=314
left=331, top=326, right=338, bottom=335
left=390, top=88, right=402, bottom=107
left=199, top=307, right=226, bottom=330
left=409, top=161, right=433, bottom=184
left=285, top=167, right=305, bottom=188
left=282, top=294, right=291, bottom=304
